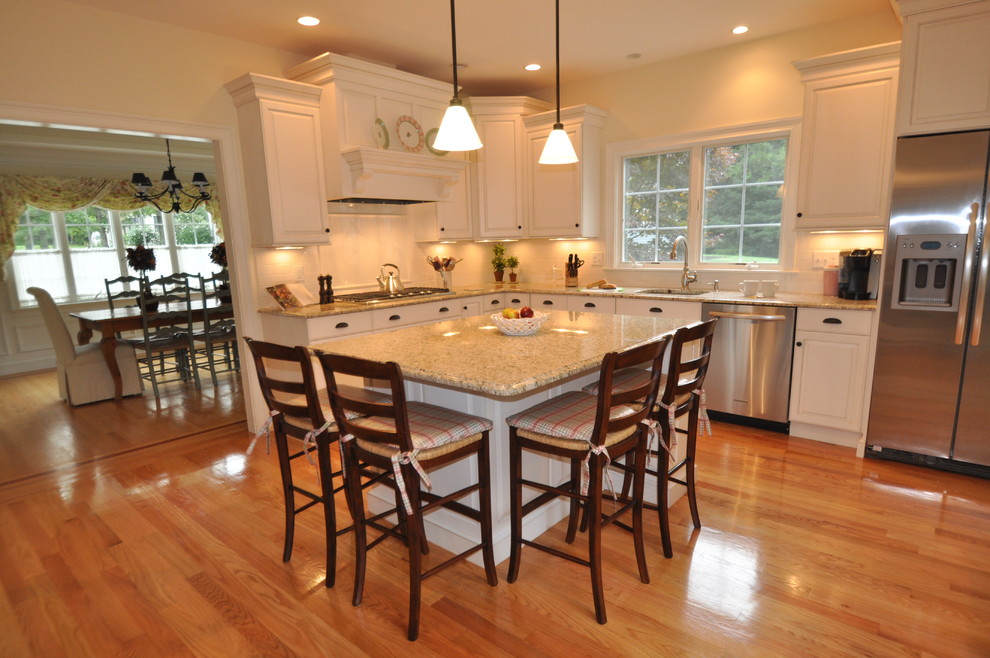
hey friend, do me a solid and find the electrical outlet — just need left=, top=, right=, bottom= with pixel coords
left=590, top=252, right=603, bottom=266
left=295, top=266, right=304, bottom=282
left=812, top=251, right=839, bottom=269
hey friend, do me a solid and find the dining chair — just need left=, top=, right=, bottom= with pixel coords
left=194, top=271, right=238, bottom=386
left=243, top=337, right=391, bottom=588
left=505, top=335, right=670, bottom=625
left=136, top=273, right=200, bottom=398
left=104, top=274, right=143, bottom=312
left=582, top=319, right=718, bottom=558
left=315, top=350, right=498, bottom=642
left=28, top=287, right=142, bottom=405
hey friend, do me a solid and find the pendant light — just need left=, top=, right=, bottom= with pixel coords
left=433, top=0, right=482, bottom=152
left=539, top=0, right=578, bottom=165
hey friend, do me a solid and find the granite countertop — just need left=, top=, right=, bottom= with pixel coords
left=309, top=311, right=686, bottom=397
left=261, top=283, right=876, bottom=319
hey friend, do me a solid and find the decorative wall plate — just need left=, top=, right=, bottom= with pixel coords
left=395, top=115, right=425, bottom=153
left=425, top=128, right=448, bottom=156
left=373, top=118, right=389, bottom=149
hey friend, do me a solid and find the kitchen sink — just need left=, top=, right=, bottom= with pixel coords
left=635, top=288, right=709, bottom=296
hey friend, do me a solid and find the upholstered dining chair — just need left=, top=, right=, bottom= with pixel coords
left=243, top=337, right=391, bottom=589
left=315, top=350, right=498, bottom=642
left=505, top=334, right=670, bottom=625
left=28, top=287, right=142, bottom=405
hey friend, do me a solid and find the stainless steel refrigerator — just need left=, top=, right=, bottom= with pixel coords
left=867, top=130, right=990, bottom=476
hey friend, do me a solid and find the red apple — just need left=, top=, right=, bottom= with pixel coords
left=519, top=306, right=534, bottom=318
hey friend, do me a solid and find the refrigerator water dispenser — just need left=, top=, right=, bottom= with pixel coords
left=891, top=234, right=965, bottom=311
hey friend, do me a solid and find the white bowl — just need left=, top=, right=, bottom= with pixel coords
left=491, top=311, right=548, bottom=336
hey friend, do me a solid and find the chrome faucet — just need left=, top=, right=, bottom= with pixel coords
left=669, top=236, right=698, bottom=289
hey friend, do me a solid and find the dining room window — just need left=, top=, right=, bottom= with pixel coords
left=10, top=204, right=220, bottom=307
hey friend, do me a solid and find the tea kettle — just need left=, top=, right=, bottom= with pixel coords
left=377, top=263, right=404, bottom=295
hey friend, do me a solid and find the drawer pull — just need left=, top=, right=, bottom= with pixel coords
left=649, top=307, right=663, bottom=313
left=491, top=299, right=500, bottom=305
left=335, top=322, right=349, bottom=329
left=439, top=307, right=449, bottom=313
left=584, top=302, right=596, bottom=308
left=823, top=317, right=842, bottom=324
left=389, top=314, right=401, bottom=321
left=542, top=300, right=554, bottom=306
left=511, top=298, right=522, bottom=304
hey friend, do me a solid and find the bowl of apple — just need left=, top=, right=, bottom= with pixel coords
left=491, top=307, right=548, bottom=336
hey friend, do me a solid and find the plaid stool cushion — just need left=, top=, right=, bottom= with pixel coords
left=349, top=401, right=493, bottom=452
left=581, top=368, right=654, bottom=396
left=507, top=390, right=637, bottom=444
left=283, top=385, right=393, bottom=433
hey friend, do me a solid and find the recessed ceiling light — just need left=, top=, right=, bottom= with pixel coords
left=525, top=64, right=541, bottom=71
left=297, top=16, right=320, bottom=27
left=732, top=25, right=749, bottom=35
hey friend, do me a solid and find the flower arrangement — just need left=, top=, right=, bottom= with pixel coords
left=125, top=245, right=157, bottom=273
left=209, top=241, right=227, bottom=269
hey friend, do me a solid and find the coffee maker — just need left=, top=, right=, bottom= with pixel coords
left=838, top=248, right=882, bottom=299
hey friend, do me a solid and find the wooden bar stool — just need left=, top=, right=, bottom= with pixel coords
left=505, top=336, right=670, bottom=625
left=243, top=337, right=389, bottom=587
left=582, top=319, right=718, bottom=558
left=315, top=351, right=498, bottom=642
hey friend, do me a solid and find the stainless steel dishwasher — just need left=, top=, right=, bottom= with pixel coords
left=701, top=303, right=796, bottom=432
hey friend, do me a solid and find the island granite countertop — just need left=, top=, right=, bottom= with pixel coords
left=308, top=311, right=686, bottom=397
left=260, top=283, right=876, bottom=319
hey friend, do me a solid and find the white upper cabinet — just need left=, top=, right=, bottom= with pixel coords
left=469, top=97, right=551, bottom=239
left=225, top=73, right=330, bottom=246
left=286, top=52, right=469, bottom=204
left=793, top=43, right=900, bottom=229
left=523, top=105, right=607, bottom=238
left=897, top=0, right=990, bottom=135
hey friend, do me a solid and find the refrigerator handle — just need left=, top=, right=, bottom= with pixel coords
left=972, top=203, right=989, bottom=346
left=955, top=203, right=980, bottom=345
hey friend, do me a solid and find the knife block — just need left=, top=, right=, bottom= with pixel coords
left=564, top=273, right=579, bottom=288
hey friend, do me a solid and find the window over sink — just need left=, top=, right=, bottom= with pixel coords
left=608, top=118, right=798, bottom=270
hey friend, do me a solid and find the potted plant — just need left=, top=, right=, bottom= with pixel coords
left=505, top=255, right=520, bottom=283
left=209, top=241, right=232, bottom=302
left=125, top=244, right=158, bottom=311
left=491, top=243, right=508, bottom=282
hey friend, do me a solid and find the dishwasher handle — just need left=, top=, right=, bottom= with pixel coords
left=708, top=310, right=789, bottom=322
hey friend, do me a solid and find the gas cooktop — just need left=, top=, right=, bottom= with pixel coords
left=334, top=287, right=449, bottom=304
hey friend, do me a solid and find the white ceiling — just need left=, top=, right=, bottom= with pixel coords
left=63, top=0, right=898, bottom=96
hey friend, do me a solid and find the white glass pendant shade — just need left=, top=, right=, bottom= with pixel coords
left=434, top=100, right=482, bottom=152
left=539, top=123, right=578, bottom=164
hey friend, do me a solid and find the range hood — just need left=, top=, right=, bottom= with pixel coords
left=333, top=146, right=468, bottom=203
left=286, top=52, right=470, bottom=205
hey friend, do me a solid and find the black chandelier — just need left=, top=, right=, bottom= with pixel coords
left=131, top=139, right=211, bottom=214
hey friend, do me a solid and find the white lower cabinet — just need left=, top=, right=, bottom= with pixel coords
left=462, top=294, right=507, bottom=318
left=530, top=293, right=571, bottom=312
left=568, top=296, right=615, bottom=314
left=503, top=291, right=530, bottom=308
left=789, top=308, right=873, bottom=445
left=615, top=298, right=703, bottom=323
left=371, top=300, right=460, bottom=331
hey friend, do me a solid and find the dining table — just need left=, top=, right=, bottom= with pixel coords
left=309, top=309, right=690, bottom=564
left=70, top=301, right=233, bottom=400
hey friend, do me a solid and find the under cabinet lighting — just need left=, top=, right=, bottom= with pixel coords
left=273, top=246, right=305, bottom=251
left=809, top=229, right=884, bottom=235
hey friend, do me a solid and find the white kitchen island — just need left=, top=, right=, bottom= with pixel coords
left=310, top=310, right=689, bottom=564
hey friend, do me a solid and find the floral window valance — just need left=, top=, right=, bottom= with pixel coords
left=0, top=174, right=222, bottom=281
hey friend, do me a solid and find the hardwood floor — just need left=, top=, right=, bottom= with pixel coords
left=1, top=372, right=988, bottom=656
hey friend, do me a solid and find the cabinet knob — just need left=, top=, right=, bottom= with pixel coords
left=796, top=341, right=803, bottom=347
left=517, top=225, right=522, bottom=230
left=796, top=212, right=803, bottom=218
left=324, top=228, right=331, bottom=233
left=575, top=223, right=579, bottom=228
